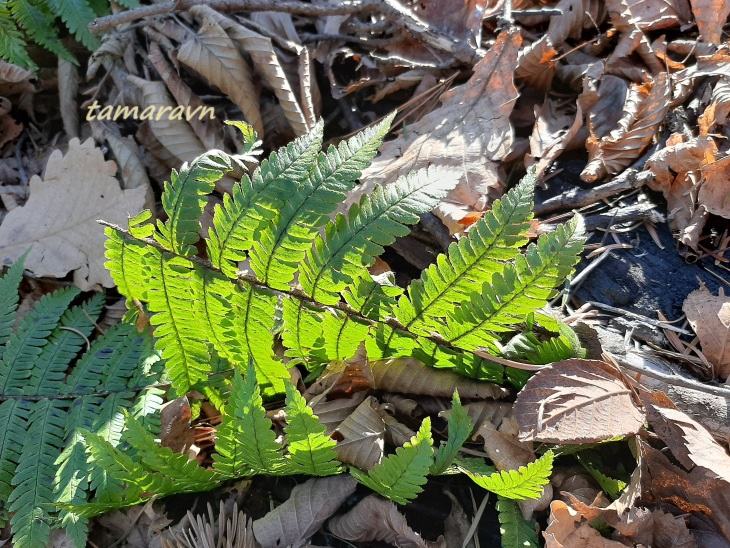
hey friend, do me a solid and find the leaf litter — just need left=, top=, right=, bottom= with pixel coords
left=3, top=0, right=730, bottom=546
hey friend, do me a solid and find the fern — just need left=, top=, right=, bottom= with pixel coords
left=460, top=450, right=554, bottom=500
left=0, top=254, right=162, bottom=548
left=496, top=496, right=539, bottom=548
left=431, top=390, right=473, bottom=475
left=350, top=417, right=434, bottom=504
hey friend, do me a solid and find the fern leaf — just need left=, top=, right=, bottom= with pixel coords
left=104, top=229, right=151, bottom=303
left=461, top=451, right=554, bottom=500
left=440, top=216, right=585, bottom=354
left=155, top=150, right=233, bottom=257
left=81, top=431, right=146, bottom=503
left=45, top=0, right=99, bottom=50
left=207, top=122, right=323, bottom=277
left=395, top=173, right=535, bottom=337
left=8, top=400, right=68, bottom=548
left=350, top=417, right=434, bottom=505
left=283, top=383, right=340, bottom=476
left=8, top=0, right=74, bottom=62
left=249, top=113, right=393, bottom=289
left=496, top=496, right=538, bottom=548
left=0, top=286, right=79, bottom=394
left=213, top=366, right=284, bottom=476
left=431, top=390, right=472, bottom=475
left=122, top=414, right=218, bottom=491
left=0, top=5, right=34, bottom=68
left=0, top=252, right=26, bottom=357
left=0, top=400, right=30, bottom=524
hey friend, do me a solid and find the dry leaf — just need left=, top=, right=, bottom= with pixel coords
left=514, top=359, right=646, bottom=444
left=525, top=98, right=583, bottom=177
left=515, top=37, right=558, bottom=91
left=181, top=6, right=263, bottom=137
left=699, top=155, right=730, bottom=219
left=683, top=287, right=730, bottom=379
left=544, top=500, right=627, bottom=547
left=327, top=494, right=446, bottom=548
left=252, top=475, right=357, bottom=548
left=350, top=29, right=522, bottom=217
left=0, top=138, right=146, bottom=290
left=581, top=72, right=671, bottom=182
left=57, top=58, right=79, bottom=139
left=606, top=0, right=691, bottom=32
left=333, top=396, right=385, bottom=470
left=159, top=397, right=195, bottom=455
left=689, top=0, right=730, bottom=44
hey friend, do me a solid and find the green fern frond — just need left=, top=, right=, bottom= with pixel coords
left=438, top=216, right=585, bottom=355
left=283, top=383, right=340, bottom=476
left=45, top=0, right=99, bottom=50
left=496, top=496, right=539, bottom=548
left=395, top=173, right=535, bottom=337
left=155, top=150, right=233, bottom=257
left=213, top=365, right=284, bottom=476
left=0, top=5, right=35, bottom=68
left=461, top=450, right=554, bottom=500
left=8, top=0, right=73, bottom=62
left=249, top=114, right=393, bottom=289
left=351, top=417, right=434, bottom=505
left=207, top=122, right=323, bottom=277
left=431, top=390, right=472, bottom=475
left=0, top=251, right=26, bottom=358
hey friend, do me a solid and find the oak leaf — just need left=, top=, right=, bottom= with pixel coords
left=0, top=138, right=147, bottom=290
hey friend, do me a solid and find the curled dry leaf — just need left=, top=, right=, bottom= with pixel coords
left=544, top=500, right=627, bottom=547
left=581, top=72, right=671, bottom=182
left=515, top=37, right=558, bottom=91
left=57, top=58, right=79, bottom=139
left=148, top=41, right=224, bottom=150
left=334, top=396, right=385, bottom=470
left=252, top=475, right=357, bottom=548
left=682, top=287, right=730, bottom=379
left=606, top=0, right=691, bottom=32
left=514, top=359, right=646, bottom=444
left=196, top=5, right=312, bottom=137
left=351, top=29, right=521, bottom=226
left=0, top=138, right=147, bottom=290
left=180, top=6, right=263, bottom=137
left=327, top=494, right=447, bottom=548
left=368, top=358, right=509, bottom=400
left=126, top=75, right=208, bottom=166
left=525, top=98, right=583, bottom=177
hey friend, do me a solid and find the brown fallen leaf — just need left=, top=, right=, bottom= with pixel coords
left=333, top=396, right=385, bottom=470
left=252, top=475, right=357, bottom=548
left=327, top=494, right=446, bottom=548
left=348, top=29, right=522, bottom=223
left=689, top=0, right=730, bottom=44
left=699, top=155, right=730, bottom=220
left=513, top=359, right=646, bottom=444
left=0, top=138, right=147, bottom=290
left=606, top=0, right=691, bottom=32
left=683, top=287, right=730, bottom=380
left=544, top=499, right=627, bottom=547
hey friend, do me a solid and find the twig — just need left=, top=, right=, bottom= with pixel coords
left=89, top=0, right=381, bottom=35
left=534, top=169, right=643, bottom=216
left=582, top=202, right=665, bottom=232
left=587, top=301, right=692, bottom=335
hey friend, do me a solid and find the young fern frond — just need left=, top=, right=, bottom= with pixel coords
left=461, top=450, right=554, bottom=500
left=8, top=0, right=73, bottom=62
left=496, top=496, right=539, bottom=548
left=431, top=390, right=473, bottom=475
left=283, top=383, right=340, bottom=476
left=350, top=417, right=434, bottom=504
left=0, top=255, right=161, bottom=548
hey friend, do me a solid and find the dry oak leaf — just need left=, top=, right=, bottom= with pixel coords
left=513, top=359, right=646, bottom=444
left=683, top=287, right=730, bottom=379
left=348, top=28, right=521, bottom=220
left=0, top=138, right=146, bottom=290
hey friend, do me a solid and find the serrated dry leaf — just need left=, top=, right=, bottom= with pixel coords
left=148, top=41, right=224, bottom=150
left=683, top=287, right=730, bottom=379
left=0, top=138, right=146, bottom=290
left=327, top=495, right=446, bottom=548
left=334, top=396, right=385, bottom=470
left=582, top=72, right=671, bottom=182
left=689, top=0, right=730, bottom=44
left=180, top=6, right=263, bottom=137
left=514, top=359, right=645, bottom=444
left=195, top=5, right=311, bottom=137
left=126, top=75, right=208, bottom=166
left=350, top=29, right=521, bottom=218
left=252, top=475, right=356, bottom=548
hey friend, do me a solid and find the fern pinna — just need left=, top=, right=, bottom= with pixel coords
left=0, top=253, right=162, bottom=548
